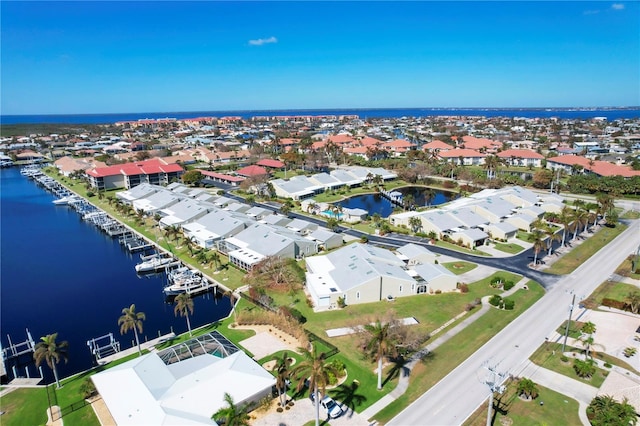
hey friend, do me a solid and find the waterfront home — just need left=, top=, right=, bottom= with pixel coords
left=220, top=223, right=318, bottom=270
left=54, top=156, right=106, bottom=177
left=117, top=182, right=159, bottom=204
left=158, top=198, right=212, bottom=228
left=86, top=158, right=184, bottom=190
left=132, top=190, right=182, bottom=214
left=91, top=339, right=275, bottom=425
left=182, top=209, right=250, bottom=249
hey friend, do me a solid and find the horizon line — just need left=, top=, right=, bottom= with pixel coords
left=3, top=105, right=640, bottom=117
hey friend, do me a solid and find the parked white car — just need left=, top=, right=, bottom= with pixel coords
left=319, top=395, right=343, bottom=419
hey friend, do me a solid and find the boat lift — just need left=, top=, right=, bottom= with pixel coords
left=1, top=329, right=40, bottom=380
left=87, top=333, right=121, bottom=362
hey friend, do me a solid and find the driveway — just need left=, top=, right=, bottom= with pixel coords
left=251, top=397, right=370, bottom=426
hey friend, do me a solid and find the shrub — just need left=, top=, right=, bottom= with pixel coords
left=435, top=289, right=442, bottom=294
left=560, top=355, right=569, bottom=363
left=503, top=299, right=515, bottom=310
left=573, top=359, right=596, bottom=378
left=337, top=296, right=346, bottom=308
left=503, top=281, right=515, bottom=291
left=623, top=347, right=637, bottom=358
left=603, top=362, right=612, bottom=368
left=602, top=298, right=626, bottom=310
left=490, top=276, right=504, bottom=288
left=458, top=283, right=469, bottom=293
left=489, top=295, right=502, bottom=306
left=80, top=378, right=96, bottom=399
left=289, top=308, right=307, bottom=324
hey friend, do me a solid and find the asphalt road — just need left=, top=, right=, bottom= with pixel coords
left=388, top=219, right=639, bottom=426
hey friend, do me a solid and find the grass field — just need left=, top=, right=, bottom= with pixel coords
left=528, top=342, right=608, bottom=388
left=615, top=255, right=640, bottom=280
left=442, top=261, right=478, bottom=275
left=581, top=280, right=638, bottom=310
left=493, top=241, right=525, bottom=254
left=544, top=224, right=627, bottom=275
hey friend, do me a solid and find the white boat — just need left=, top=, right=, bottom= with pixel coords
left=163, top=269, right=214, bottom=295
left=135, top=255, right=181, bottom=273
left=53, top=194, right=81, bottom=205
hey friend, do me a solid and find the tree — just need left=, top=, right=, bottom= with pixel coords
left=210, top=251, right=221, bottom=271
left=516, top=378, right=539, bottom=400
left=272, top=352, right=292, bottom=406
left=291, top=345, right=341, bottom=426
left=581, top=321, right=597, bottom=335
left=587, top=395, right=638, bottom=426
left=573, top=358, right=596, bottom=378
left=544, top=225, right=561, bottom=256
left=483, top=155, right=502, bottom=180
left=182, top=170, right=203, bottom=186
left=211, top=392, right=251, bottom=426
left=529, top=229, right=546, bottom=266
left=578, top=334, right=604, bottom=360
left=625, top=291, right=640, bottom=314
left=118, top=304, right=146, bottom=355
left=558, top=206, right=575, bottom=247
left=408, top=216, right=422, bottom=233
left=33, top=333, right=68, bottom=388
left=326, top=217, right=339, bottom=231
left=174, top=293, right=194, bottom=337
left=363, top=320, right=398, bottom=390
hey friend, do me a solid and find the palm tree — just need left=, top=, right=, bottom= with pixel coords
left=408, top=216, right=422, bottom=233
left=33, top=333, right=68, bottom=388
left=363, top=320, right=398, bottom=390
left=587, top=395, right=637, bottom=426
left=174, top=293, right=194, bottom=336
left=625, top=291, right=640, bottom=314
left=210, top=251, right=221, bottom=271
left=573, top=208, right=589, bottom=238
left=272, top=352, right=292, bottom=406
left=118, top=304, right=146, bottom=355
left=483, top=155, right=502, bottom=180
left=529, top=229, right=546, bottom=266
left=516, top=378, right=539, bottom=400
left=544, top=225, right=561, bottom=256
left=291, top=345, right=340, bottom=426
left=225, top=290, right=237, bottom=323
left=558, top=206, right=574, bottom=247
left=578, top=334, right=604, bottom=360
left=211, top=392, right=250, bottom=426
left=581, top=321, right=596, bottom=335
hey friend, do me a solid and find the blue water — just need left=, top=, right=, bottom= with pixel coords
left=338, top=187, right=456, bottom=217
left=2, top=107, right=639, bottom=125
left=0, top=167, right=231, bottom=382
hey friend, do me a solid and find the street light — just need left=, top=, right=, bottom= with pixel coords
left=482, top=363, right=507, bottom=426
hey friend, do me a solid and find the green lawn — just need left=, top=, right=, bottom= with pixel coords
left=528, top=342, right=608, bottom=388
left=492, top=241, right=525, bottom=254
left=615, top=255, right=640, bottom=280
left=581, top=280, right=638, bottom=310
left=434, top=240, right=491, bottom=256
left=545, top=224, right=627, bottom=275
left=463, top=380, right=580, bottom=426
left=372, top=280, right=544, bottom=424
left=441, top=261, right=478, bottom=275
left=556, top=320, right=585, bottom=340
left=0, top=387, right=49, bottom=426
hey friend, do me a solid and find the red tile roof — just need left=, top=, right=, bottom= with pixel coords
left=460, top=136, right=501, bottom=150
left=547, top=155, right=640, bottom=177
left=235, top=165, right=268, bottom=177
left=422, top=140, right=452, bottom=151
left=200, top=170, right=245, bottom=182
left=256, top=159, right=285, bottom=168
left=439, top=148, right=486, bottom=158
left=86, top=158, right=183, bottom=178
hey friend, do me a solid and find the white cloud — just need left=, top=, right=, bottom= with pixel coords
left=611, top=3, right=625, bottom=10
left=248, top=36, right=278, bottom=46
left=583, top=9, right=600, bottom=15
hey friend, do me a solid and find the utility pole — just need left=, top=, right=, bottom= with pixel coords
left=562, top=293, right=577, bottom=353
left=481, top=362, right=507, bottom=426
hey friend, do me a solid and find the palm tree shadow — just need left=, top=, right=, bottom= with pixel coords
left=330, top=380, right=367, bottom=418
left=382, top=354, right=409, bottom=388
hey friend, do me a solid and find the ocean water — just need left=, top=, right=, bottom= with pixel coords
left=2, top=107, right=639, bottom=125
left=0, top=167, right=231, bottom=382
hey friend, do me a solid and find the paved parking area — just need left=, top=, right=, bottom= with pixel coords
left=251, top=397, right=370, bottom=426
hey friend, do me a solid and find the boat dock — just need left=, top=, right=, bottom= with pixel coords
left=96, top=332, right=176, bottom=365
left=380, top=188, right=404, bottom=207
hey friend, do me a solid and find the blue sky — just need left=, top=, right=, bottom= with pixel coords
left=1, top=1, right=638, bottom=114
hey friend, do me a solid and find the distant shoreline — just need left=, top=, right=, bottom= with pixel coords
left=2, top=106, right=640, bottom=125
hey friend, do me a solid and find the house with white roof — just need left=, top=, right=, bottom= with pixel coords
left=159, top=198, right=211, bottom=228
left=306, top=228, right=343, bottom=251
left=132, top=190, right=182, bottom=214
left=486, top=221, right=518, bottom=241
left=221, top=223, right=318, bottom=270
left=395, top=243, right=438, bottom=265
left=182, top=210, right=250, bottom=249
left=91, top=338, right=275, bottom=426
left=305, top=243, right=417, bottom=308
left=412, top=263, right=457, bottom=293
left=117, top=182, right=159, bottom=204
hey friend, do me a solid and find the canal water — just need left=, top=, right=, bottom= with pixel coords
left=0, top=167, right=231, bottom=382
left=338, top=186, right=458, bottom=217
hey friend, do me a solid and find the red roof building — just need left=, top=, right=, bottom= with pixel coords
left=422, top=140, right=452, bottom=152
left=86, top=158, right=184, bottom=190
left=256, top=159, right=285, bottom=169
left=439, top=148, right=486, bottom=165
left=497, top=149, right=544, bottom=167
left=547, top=155, right=640, bottom=177
left=235, top=165, right=268, bottom=178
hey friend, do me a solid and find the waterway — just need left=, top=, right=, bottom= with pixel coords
left=0, top=167, right=231, bottom=382
left=337, top=187, right=457, bottom=217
